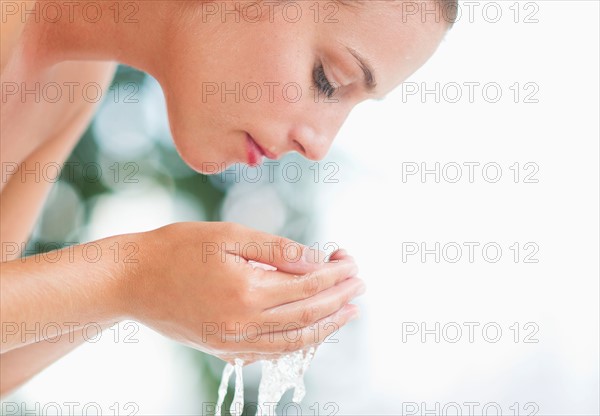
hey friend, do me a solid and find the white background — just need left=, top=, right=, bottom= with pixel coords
left=4, top=1, right=599, bottom=415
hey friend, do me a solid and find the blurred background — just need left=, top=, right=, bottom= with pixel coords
left=2, top=1, right=599, bottom=415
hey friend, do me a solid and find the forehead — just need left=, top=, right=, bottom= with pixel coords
left=320, top=1, right=448, bottom=96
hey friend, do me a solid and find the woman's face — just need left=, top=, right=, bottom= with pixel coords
left=158, top=1, right=448, bottom=174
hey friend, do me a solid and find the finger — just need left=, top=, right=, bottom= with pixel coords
left=215, top=304, right=359, bottom=355
left=219, top=345, right=321, bottom=366
left=328, top=248, right=354, bottom=263
left=218, top=348, right=316, bottom=366
left=251, top=257, right=359, bottom=306
left=249, top=303, right=359, bottom=354
left=263, top=277, right=366, bottom=328
left=223, top=224, right=327, bottom=274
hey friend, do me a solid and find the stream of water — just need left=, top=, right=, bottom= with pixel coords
left=213, top=261, right=318, bottom=415
left=214, top=348, right=316, bottom=416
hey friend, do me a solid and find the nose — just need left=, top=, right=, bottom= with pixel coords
left=288, top=125, right=333, bottom=161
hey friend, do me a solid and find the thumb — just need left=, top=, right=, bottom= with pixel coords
left=225, top=225, right=327, bottom=274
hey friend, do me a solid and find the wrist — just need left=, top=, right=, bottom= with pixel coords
left=98, top=232, right=146, bottom=322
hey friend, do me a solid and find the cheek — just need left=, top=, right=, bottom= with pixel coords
left=166, top=30, right=307, bottom=121
left=159, top=71, right=238, bottom=172
left=158, top=17, right=316, bottom=167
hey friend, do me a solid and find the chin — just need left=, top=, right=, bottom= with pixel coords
left=171, top=142, right=229, bottom=176
left=185, top=154, right=233, bottom=176
left=197, top=161, right=233, bottom=175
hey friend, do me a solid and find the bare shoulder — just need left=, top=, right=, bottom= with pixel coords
left=1, top=59, right=117, bottom=169
left=47, top=60, right=118, bottom=157
left=46, top=60, right=118, bottom=149
left=0, top=59, right=117, bottom=246
left=0, top=0, right=29, bottom=72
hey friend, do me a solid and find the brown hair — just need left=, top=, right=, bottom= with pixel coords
left=338, top=0, right=458, bottom=28
left=440, top=0, right=459, bottom=26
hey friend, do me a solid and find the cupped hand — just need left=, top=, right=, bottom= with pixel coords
left=121, top=222, right=365, bottom=363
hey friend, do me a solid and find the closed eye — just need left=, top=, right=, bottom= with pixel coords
left=313, top=64, right=338, bottom=99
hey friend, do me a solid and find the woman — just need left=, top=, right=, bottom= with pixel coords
left=0, top=0, right=454, bottom=396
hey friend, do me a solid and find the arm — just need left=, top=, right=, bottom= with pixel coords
left=0, top=60, right=117, bottom=257
left=0, top=235, right=132, bottom=396
left=0, top=235, right=130, bottom=353
left=0, top=0, right=31, bottom=72
left=1, top=222, right=363, bottom=397
left=0, top=323, right=112, bottom=397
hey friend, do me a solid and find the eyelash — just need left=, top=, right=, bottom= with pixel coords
left=313, top=64, right=338, bottom=98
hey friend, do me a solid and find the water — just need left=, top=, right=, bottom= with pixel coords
left=232, top=358, right=244, bottom=415
left=215, top=358, right=244, bottom=416
left=213, top=261, right=318, bottom=415
left=213, top=349, right=316, bottom=416
left=256, top=347, right=316, bottom=415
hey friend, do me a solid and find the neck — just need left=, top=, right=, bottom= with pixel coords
left=24, top=0, right=170, bottom=78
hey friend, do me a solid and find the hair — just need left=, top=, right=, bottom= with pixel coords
left=338, top=0, right=459, bottom=28
left=439, top=0, right=459, bottom=26
left=183, top=1, right=459, bottom=28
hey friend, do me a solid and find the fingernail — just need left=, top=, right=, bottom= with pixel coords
left=325, top=249, right=344, bottom=263
left=333, top=249, right=348, bottom=258
left=348, top=308, right=360, bottom=321
left=355, top=283, right=367, bottom=296
left=302, top=247, right=326, bottom=265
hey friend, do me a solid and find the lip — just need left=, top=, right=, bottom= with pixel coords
left=260, top=145, right=278, bottom=160
left=245, top=133, right=278, bottom=165
left=245, top=133, right=264, bottom=166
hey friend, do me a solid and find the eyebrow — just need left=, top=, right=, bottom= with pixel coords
left=346, top=46, right=378, bottom=93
